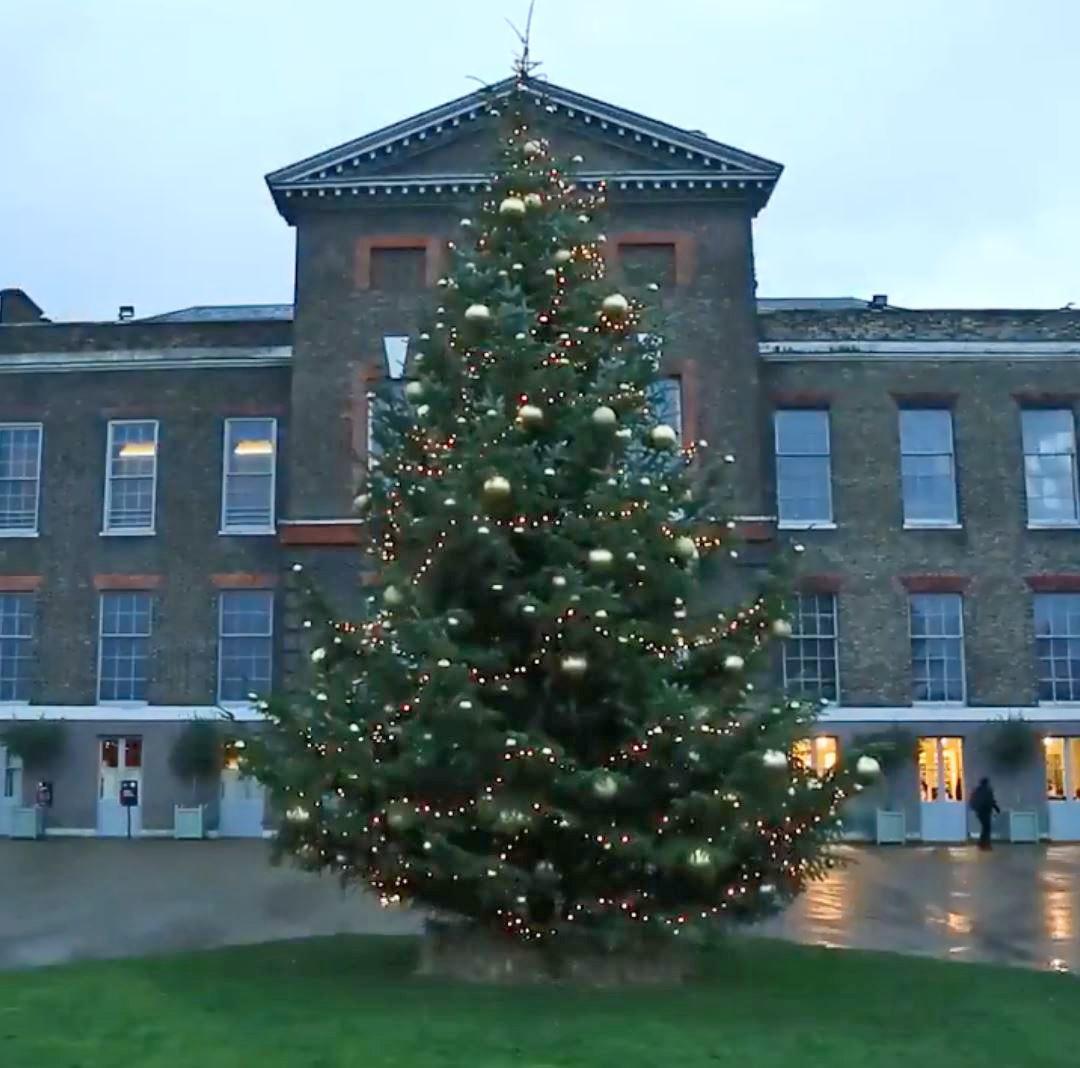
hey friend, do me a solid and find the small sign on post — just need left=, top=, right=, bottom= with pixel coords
left=119, top=779, right=139, bottom=839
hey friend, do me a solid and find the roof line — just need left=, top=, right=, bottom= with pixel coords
left=266, top=75, right=782, bottom=188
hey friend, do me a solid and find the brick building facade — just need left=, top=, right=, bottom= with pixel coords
left=3, top=77, right=1080, bottom=841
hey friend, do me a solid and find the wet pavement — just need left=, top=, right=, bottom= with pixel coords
left=1, top=840, right=1077, bottom=972
left=755, top=845, right=1080, bottom=974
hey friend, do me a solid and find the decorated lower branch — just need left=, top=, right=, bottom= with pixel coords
left=245, top=73, right=870, bottom=960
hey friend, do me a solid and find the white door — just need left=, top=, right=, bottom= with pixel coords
left=0, top=746, right=22, bottom=837
left=918, top=736, right=968, bottom=842
left=97, top=737, right=143, bottom=837
left=218, top=740, right=265, bottom=837
left=1045, top=737, right=1080, bottom=840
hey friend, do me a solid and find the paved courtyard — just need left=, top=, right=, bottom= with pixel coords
left=2, top=840, right=1077, bottom=972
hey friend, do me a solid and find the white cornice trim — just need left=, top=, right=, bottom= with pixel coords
left=819, top=705, right=1080, bottom=724
left=760, top=340, right=1080, bottom=362
left=278, top=171, right=773, bottom=199
left=0, top=346, right=292, bottom=375
left=0, top=704, right=265, bottom=722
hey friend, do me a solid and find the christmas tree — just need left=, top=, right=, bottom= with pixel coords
left=248, top=75, right=872, bottom=952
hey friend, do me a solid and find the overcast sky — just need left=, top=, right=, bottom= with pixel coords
left=3, top=0, right=1077, bottom=321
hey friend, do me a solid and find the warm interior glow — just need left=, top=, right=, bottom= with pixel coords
left=792, top=736, right=838, bottom=774
left=234, top=439, right=273, bottom=456
left=118, top=441, right=156, bottom=458
left=919, top=737, right=964, bottom=802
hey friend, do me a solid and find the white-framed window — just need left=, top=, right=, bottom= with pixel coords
left=646, top=377, right=683, bottom=445
left=774, top=409, right=832, bottom=526
left=98, top=591, right=152, bottom=703
left=900, top=409, right=958, bottom=526
left=367, top=382, right=406, bottom=467
left=103, top=420, right=158, bottom=534
left=909, top=593, right=965, bottom=703
left=782, top=593, right=839, bottom=702
left=792, top=735, right=839, bottom=775
left=0, top=423, right=43, bottom=535
left=0, top=593, right=34, bottom=702
left=218, top=590, right=274, bottom=703
left=1044, top=737, right=1080, bottom=800
left=1022, top=409, right=1079, bottom=526
left=1034, top=593, right=1080, bottom=703
left=221, top=418, right=277, bottom=533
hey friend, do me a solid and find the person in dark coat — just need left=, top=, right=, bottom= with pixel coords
left=969, top=777, right=1000, bottom=850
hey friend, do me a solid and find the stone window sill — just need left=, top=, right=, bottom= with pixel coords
left=903, top=522, right=962, bottom=531
left=777, top=521, right=836, bottom=531
left=0, top=530, right=39, bottom=539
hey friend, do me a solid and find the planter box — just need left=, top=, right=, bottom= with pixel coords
left=11, top=806, right=45, bottom=839
left=1008, top=810, right=1039, bottom=843
left=173, top=805, right=205, bottom=840
left=875, top=809, right=906, bottom=845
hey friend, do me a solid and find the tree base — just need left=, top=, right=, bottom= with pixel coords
left=416, top=919, right=696, bottom=986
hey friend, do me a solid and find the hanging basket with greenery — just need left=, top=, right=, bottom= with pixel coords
left=981, top=716, right=1040, bottom=773
left=1, top=719, right=66, bottom=769
left=169, top=721, right=223, bottom=802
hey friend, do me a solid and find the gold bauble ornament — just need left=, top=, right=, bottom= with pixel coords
left=523, top=140, right=543, bottom=157
left=650, top=424, right=679, bottom=449
left=588, top=548, right=614, bottom=569
left=404, top=381, right=424, bottom=402
left=352, top=493, right=370, bottom=513
left=553, top=249, right=572, bottom=265
left=499, top=196, right=526, bottom=219
left=524, top=192, right=543, bottom=209
left=516, top=404, right=544, bottom=429
left=601, top=293, right=630, bottom=318
left=560, top=654, right=588, bottom=677
left=772, top=619, right=793, bottom=638
left=383, top=585, right=404, bottom=607
left=465, top=303, right=491, bottom=324
left=673, top=536, right=698, bottom=561
left=482, top=475, right=512, bottom=501
left=592, top=405, right=617, bottom=428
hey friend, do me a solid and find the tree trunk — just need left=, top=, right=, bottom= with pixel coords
left=416, top=919, right=696, bottom=985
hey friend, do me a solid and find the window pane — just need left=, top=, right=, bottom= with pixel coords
left=775, top=410, right=829, bottom=455
left=910, top=594, right=964, bottom=702
left=783, top=594, right=838, bottom=702
left=1035, top=594, right=1080, bottom=701
left=219, top=591, right=274, bottom=702
left=367, top=381, right=407, bottom=465
left=106, top=422, right=157, bottom=531
left=99, top=593, right=152, bottom=702
left=777, top=456, right=831, bottom=522
left=0, top=592, right=34, bottom=702
left=223, top=419, right=276, bottom=529
left=900, top=410, right=957, bottom=524
left=0, top=425, right=42, bottom=532
left=1023, top=410, right=1078, bottom=523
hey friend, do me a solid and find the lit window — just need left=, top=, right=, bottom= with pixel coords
left=899, top=409, right=957, bottom=525
left=792, top=736, right=839, bottom=775
left=918, top=736, right=965, bottom=802
left=774, top=410, right=832, bottom=525
left=103, top=421, right=158, bottom=533
left=782, top=593, right=838, bottom=702
left=0, top=593, right=34, bottom=702
left=910, top=594, right=965, bottom=703
left=218, top=590, right=273, bottom=703
left=221, top=418, right=277, bottom=533
left=98, top=592, right=152, bottom=702
left=1022, top=410, right=1078, bottom=526
left=0, top=423, right=43, bottom=535
left=1035, top=593, right=1080, bottom=702
left=1044, top=737, right=1080, bottom=800
left=646, top=377, right=682, bottom=445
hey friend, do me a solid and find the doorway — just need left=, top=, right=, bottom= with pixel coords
left=0, top=746, right=22, bottom=837
left=97, top=736, right=143, bottom=837
left=218, top=739, right=265, bottom=837
left=1045, top=737, right=1080, bottom=840
left=918, top=736, right=968, bottom=842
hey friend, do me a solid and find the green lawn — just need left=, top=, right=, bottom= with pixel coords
left=1, top=935, right=1074, bottom=1068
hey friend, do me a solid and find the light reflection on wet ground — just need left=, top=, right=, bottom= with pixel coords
left=754, top=845, right=1080, bottom=974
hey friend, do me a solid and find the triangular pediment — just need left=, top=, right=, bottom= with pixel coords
left=266, top=77, right=783, bottom=220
